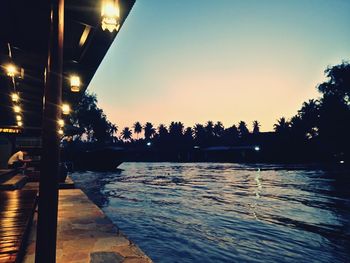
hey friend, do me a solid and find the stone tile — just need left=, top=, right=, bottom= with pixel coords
left=123, top=257, right=152, bottom=263
left=92, top=237, right=130, bottom=251
left=113, top=244, right=146, bottom=258
left=23, top=189, right=152, bottom=263
left=90, top=252, right=124, bottom=263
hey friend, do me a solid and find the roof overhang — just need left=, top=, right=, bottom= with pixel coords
left=0, top=0, right=135, bottom=134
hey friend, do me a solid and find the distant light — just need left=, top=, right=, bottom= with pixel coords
left=17, top=121, right=23, bottom=127
left=11, top=93, right=19, bottom=102
left=101, top=0, right=120, bottom=32
left=70, top=75, right=81, bottom=92
left=16, top=115, right=22, bottom=121
left=194, top=146, right=200, bottom=149
left=62, top=104, right=70, bottom=115
left=6, top=63, right=17, bottom=77
left=146, top=142, right=151, bottom=146
left=58, top=129, right=64, bottom=135
left=254, top=146, right=260, bottom=151
left=58, top=119, right=64, bottom=127
left=340, top=160, right=345, bottom=164
left=13, top=105, right=21, bottom=113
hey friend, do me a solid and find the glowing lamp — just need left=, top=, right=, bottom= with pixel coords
left=11, top=93, right=19, bottom=102
left=13, top=105, right=21, bottom=113
left=6, top=64, right=17, bottom=77
left=58, top=129, right=64, bottom=135
left=17, top=121, right=23, bottom=127
left=146, top=142, right=151, bottom=146
left=254, top=146, right=260, bottom=151
left=62, top=104, right=70, bottom=115
left=16, top=115, right=22, bottom=121
left=70, top=75, right=81, bottom=92
left=58, top=119, right=64, bottom=127
left=101, top=0, right=120, bottom=32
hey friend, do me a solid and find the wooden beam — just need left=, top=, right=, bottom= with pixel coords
left=35, top=0, right=64, bottom=262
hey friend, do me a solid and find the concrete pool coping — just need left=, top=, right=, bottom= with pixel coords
left=23, top=188, right=152, bottom=263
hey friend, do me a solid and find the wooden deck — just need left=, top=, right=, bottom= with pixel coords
left=0, top=175, right=28, bottom=191
left=0, top=190, right=37, bottom=263
left=22, top=176, right=75, bottom=191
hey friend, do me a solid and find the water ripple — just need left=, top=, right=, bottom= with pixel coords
left=71, top=162, right=350, bottom=263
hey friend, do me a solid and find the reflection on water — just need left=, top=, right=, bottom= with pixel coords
left=71, top=163, right=350, bottom=263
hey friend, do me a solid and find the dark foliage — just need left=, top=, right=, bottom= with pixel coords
left=70, top=62, right=350, bottom=163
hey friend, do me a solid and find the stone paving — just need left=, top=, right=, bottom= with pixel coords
left=23, top=189, right=152, bottom=263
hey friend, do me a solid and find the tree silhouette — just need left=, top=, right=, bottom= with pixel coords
left=133, top=121, right=142, bottom=139
left=66, top=61, right=350, bottom=163
left=193, top=124, right=206, bottom=146
left=110, top=124, right=118, bottom=143
left=169, top=122, right=184, bottom=137
left=317, top=62, right=350, bottom=100
left=316, top=62, right=350, bottom=156
left=252, top=120, right=260, bottom=134
left=274, top=117, right=290, bottom=134
left=184, top=127, right=193, bottom=139
left=238, top=121, right=249, bottom=138
left=70, top=92, right=117, bottom=143
left=205, top=121, right=214, bottom=138
left=213, top=121, right=224, bottom=138
left=156, top=124, right=169, bottom=145
left=121, top=127, right=132, bottom=142
left=157, top=124, right=168, bottom=137
left=144, top=122, right=156, bottom=140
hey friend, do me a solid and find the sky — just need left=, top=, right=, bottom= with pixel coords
left=89, top=0, right=350, bottom=132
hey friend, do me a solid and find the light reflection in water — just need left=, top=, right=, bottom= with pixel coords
left=250, top=168, right=263, bottom=220
left=72, top=163, right=350, bottom=263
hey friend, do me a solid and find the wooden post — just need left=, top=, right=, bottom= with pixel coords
left=35, top=0, right=64, bottom=262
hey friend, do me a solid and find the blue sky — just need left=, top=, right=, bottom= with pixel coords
left=89, top=0, right=350, bottom=132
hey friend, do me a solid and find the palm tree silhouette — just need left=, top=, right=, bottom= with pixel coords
left=157, top=124, right=168, bottom=139
left=193, top=123, right=206, bottom=145
left=205, top=121, right=214, bottom=138
left=213, top=121, right=224, bottom=138
left=133, top=121, right=142, bottom=139
left=169, top=122, right=184, bottom=137
left=184, top=127, right=193, bottom=139
left=110, top=124, right=118, bottom=143
left=121, top=127, right=132, bottom=142
left=144, top=122, right=156, bottom=140
left=238, top=121, right=249, bottom=137
left=274, top=117, right=290, bottom=134
left=252, top=120, right=260, bottom=134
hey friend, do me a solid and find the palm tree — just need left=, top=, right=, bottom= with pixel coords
left=121, top=127, right=132, bottom=142
left=274, top=117, right=290, bottom=134
left=238, top=121, right=249, bottom=137
left=193, top=123, right=206, bottom=145
left=144, top=122, right=156, bottom=140
left=110, top=124, right=118, bottom=143
left=157, top=124, right=168, bottom=138
left=205, top=121, right=214, bottom=137
left=252, top=120, right=260, bottom=134
left=184, top=127, right=193, bottom=139
left=213, top=121, right=224, bottom=138
left=133, top=121, right=142, bottom=139
left=169, top=121, right=184, bottom=137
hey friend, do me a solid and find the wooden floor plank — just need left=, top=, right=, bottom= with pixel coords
left=0, top=190, right=37, bottom=263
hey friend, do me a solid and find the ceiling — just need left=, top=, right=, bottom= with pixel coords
left=0, top=0, right=135, bottom=134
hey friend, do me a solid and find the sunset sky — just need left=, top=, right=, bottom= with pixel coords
left=89, top=0, right=350, bottom=132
